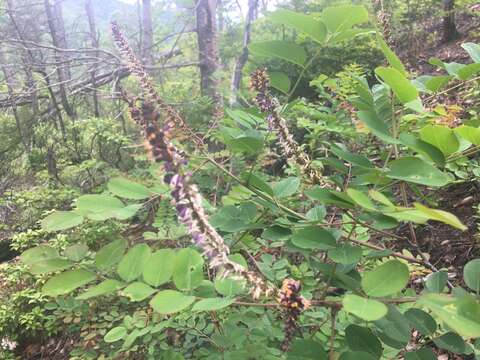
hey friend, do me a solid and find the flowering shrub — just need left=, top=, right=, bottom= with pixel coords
left=17, top=6, right=480, bottom=359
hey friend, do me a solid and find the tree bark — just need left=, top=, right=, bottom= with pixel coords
left=230, top=0, right=258, bottom=105
left=85, top=0, right=100, bottom=117
left=442, top=0, right=460, bottom=43
left=142, top=0, right=154, bottom=66
left=44, top=0, right=75, bottom=118
left=195, top=0, right=223, bottom=116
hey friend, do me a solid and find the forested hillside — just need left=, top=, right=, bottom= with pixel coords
left=1, top=0, right=480, bottom=359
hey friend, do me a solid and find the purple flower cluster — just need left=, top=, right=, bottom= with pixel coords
left=277, top=279, right=310, bottom=351
left=113, top=24, right=271, bottom=298
left=250, top=69, right=330, bottom=187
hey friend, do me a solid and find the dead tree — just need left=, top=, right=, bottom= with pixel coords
left=85, top=0, right=101, bottom=117
left=44, top=0, right=75, bottom=118
left=230, top=0, right=258, bottom=105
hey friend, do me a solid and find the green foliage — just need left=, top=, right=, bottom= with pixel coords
left=3, top=3, right=480, bottom=359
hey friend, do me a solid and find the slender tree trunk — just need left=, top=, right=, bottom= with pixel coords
left=142, top=0, right=154, bottom=66
left=85, top=0, right=100, bottom=117
left=218, top=0, right=224, bottom=32
left=195, top=0, right=223, bottom=116
left=442, top=0, right=460, bottom=43
left=230, top=0, right=258, bottom=106
left=44, top=0, right=75, bottom=118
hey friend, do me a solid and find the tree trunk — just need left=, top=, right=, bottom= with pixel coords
left=195, top=0, right=223, bottom=116
left=44, top=0, right=75, bottom=118
left=442, top=0, right=460, bottom=43
left=230, top=0, right=258, bottom=106
left=142, top=0, right=154, bottom=66
left=85, top=0, right=100, bottom=117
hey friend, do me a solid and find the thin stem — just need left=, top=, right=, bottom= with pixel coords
left=233, top=297, right=416, bottom=309
left=287, top=47, right=323, bottom=102
left=328, top=309, right=338, bottom=360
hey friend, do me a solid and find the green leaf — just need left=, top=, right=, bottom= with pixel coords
left=375, top=66, right=419, bottom=104
left=77, top=194, right=124, bottom=215
left=457, top=63, right=480, bottom=80
left=305, top=187, right=355, bottom=208
left=346, top=189, right=377, bottom=211
left=112, top=204, right=143, bottom=220
left=192, top=297, right=235, bottom=312
left=173, top=248, right=204, bottom=291
left=404, top=308, right=437, bottom=336
left=248, top=41, right=307, bottom=66
left=377, top=33, right=407, bottom=76
left=369, top=190, right=395, bottom=207
left=343, top=294, right=388, bottom=321
left=122, top=282, right=155, bottom=301
left=414, top=75, right=452, bottom=93
left=30, top=259, right=74, bottom=275
left=269, top=71, right=291, bottom=94
left=420, top=125, right=459, bottom=156
left=149, top=290, right=195, bottom=314
left=215, top=277, right=246, bottom=297
left=42, top=269, right=96, bottom=297
left=77, top=279, right=124, bottom=300
left=399, top=133, right=445, bottom=166
left=321, top=5, right=369, bottom=33
left=384, top=208, right=430, bottom=224
left=242, top=172, right=274, bottom=196
left=64, top=243, right=88, bottom=261
left=104, top=326, right=127, bottom=343
left=357, top=110, right=399, bottom=144
left=270, top=9, right=327, bottom=43
left=210, top=203, right=258, bottom=232
left=228, top=130, right=264, bottom=154
left=362, top=260, right=409, bottom=297
left=387, top=157, right=450, bottom=187
left=374, top=305, right=412, bottom=347
left=339, top=352, right=376, bottom=360
left=462, top=42, right=480, bottom=63
left=142, top=249, right=176, bottom=287
left=345, top=324, right=383, bottom=358
left=419, top=293, right=480, bottom=338
left=95, top=239, right=126, bottom=270
left=20, top=245, right=60, bottom=265
left=464, top=259, right=480, bottom=292
left=425, top=271, right=448, bottom=293
left=291, top=226, right=337, bottom=250
left=287, top=339, right=328, bottom=360
left=414, top=203, right=467, bottom=231
left=433, top=332, right=467, bottom=354
left=21, top=245, right=73, bottom=274
left=273, top=177, right=300, bottom=198
left=117, top=244, right=151, bottom=282
left=330, top=144, right=373, bottom=168
left=107, top=177, right=151, bottom=200
left=306, top=205, right=326, bottom=221
left=455, top=125, right=480, bottom=145
left=41, top=211, right=84, bottom=232
left=404, top=348, right=436, bottom=360
left=328, top=244, right=362, bottom=264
